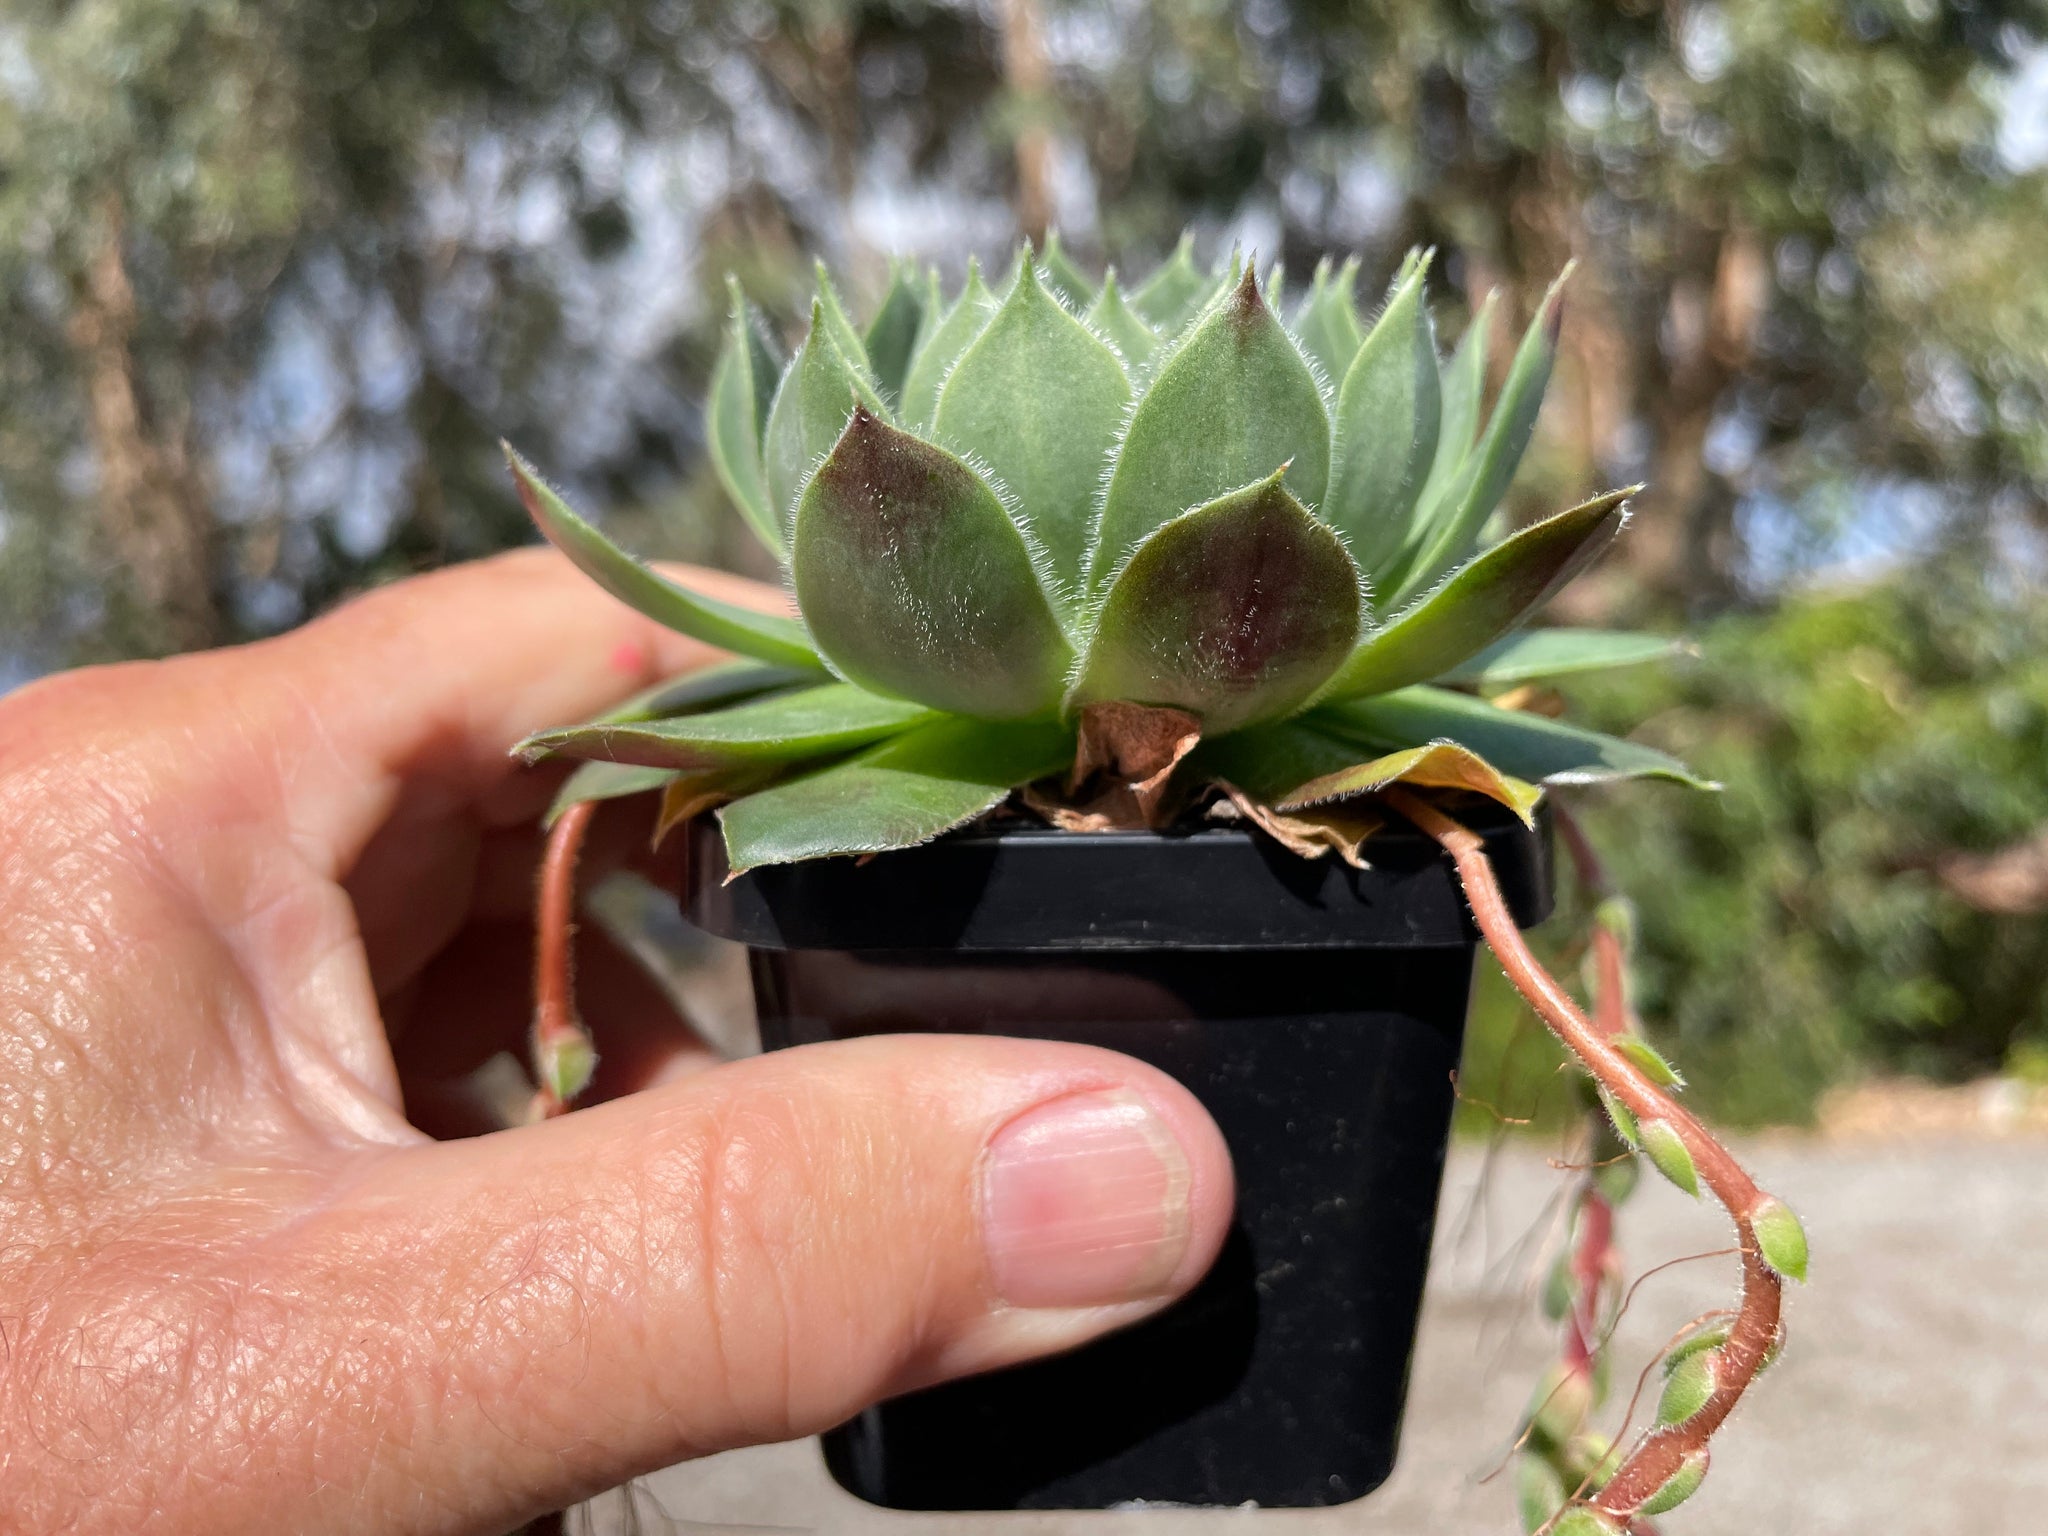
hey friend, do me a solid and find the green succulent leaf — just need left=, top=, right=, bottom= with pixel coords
left=542, top=657, right=820, bottom=825
left=810, top=260, right=876, bottom=381
left=1037, top=228, right=1096, bottom=309
left=1639, top=1449, right=1711, bottom=1516
left=1551, top=1508, right=1624, bottom=1536
left=1326, top=254, right=1441, bottom=585
left=1599, top=1088, right=1640, bottom=1147
left=538, top=1030, right=596, bottom=1105
left=505, top=446, right=825, bottom=672
left=1071, top=469, right=1362, bottom=734
left=863, top=261, right=926, bottom=401
left=546, top=761, right=679, bottom=828
left=1440, top=628, right=1686, bottom=687
left=1085, top=267, right=1159, bottom=371
left=1318, top=488, right=1635, bottom=702
left=1422, top=290, right=1494, bottom=490
left=1090, top=264, right=1332, bottom=588
left=1401, top=268, right=1572, bottom=596
left=1128, top=232, right=1210, bottom=328
left=1312, top=685, right=1713, bottom=788
left=1752, top=1195, right=1811, bottom=1282
left=518, top=681, right=932, bottom=771
left=1656, top=1347, right=1718, bottom=1425
left=705, top=276, right=784, bottom=557
left=933, top=260, right=1131, bottom=597
left=1616, top=1035, right=1685, bottom=1089
left=720, top=715, right=1075, bottom=871
left=1276, top=740, right=1543, bottom=825
left=899, top=257, right=999, bottom=432
left=1293, top=256, right=1365, bottom=383
left=1640, top=1117, right=1701, bottom=1197
left=792, top=405, right=1072, bottom=718
left=762, top=300, right=890, bottom=536
left=1664, top=1324, right=1732, bottom=1370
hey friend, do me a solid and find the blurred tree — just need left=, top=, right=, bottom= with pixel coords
left=1572, top=554, right=2048, bottom=1121
left=1048, top=0, right=2048, bottom=617
left=0, top=0, right=1007, bottom=665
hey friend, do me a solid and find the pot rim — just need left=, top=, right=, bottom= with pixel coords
left=682, top=800, right=1553, bottom=954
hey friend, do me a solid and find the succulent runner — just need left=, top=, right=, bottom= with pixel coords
left=509, top=238, right=1704, bottom=873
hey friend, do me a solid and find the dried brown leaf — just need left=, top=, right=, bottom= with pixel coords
left=1222, top=784, right=1383, bottom=868
left=1066, top=700, right=1203, bottom=828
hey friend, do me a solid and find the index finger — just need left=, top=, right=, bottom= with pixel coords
left=278, top=547, right=789, bottom=867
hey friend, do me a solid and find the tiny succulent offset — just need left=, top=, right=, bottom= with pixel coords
left=509, top=234, right=1706, bottom=870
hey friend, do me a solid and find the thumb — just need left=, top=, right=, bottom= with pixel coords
left=273, top=1035, right=1233, bottom=1534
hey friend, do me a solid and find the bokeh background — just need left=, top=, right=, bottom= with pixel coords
left=3, top=0, right=2047, bottom=1127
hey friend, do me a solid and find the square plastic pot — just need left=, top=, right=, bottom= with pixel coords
left=681, top=802, right=1552, bottom=1512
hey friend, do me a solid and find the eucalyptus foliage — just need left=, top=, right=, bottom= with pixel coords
left=513, top=242, right=1705, bottom=871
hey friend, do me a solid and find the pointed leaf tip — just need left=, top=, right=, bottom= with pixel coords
left=1071, top=474, right=1361, bottom=734
left=1091, top=268, right=1332, bottom=585
left=1752, top=1195, right=1810, bottom=1282
left=1319, top=487, right=1632, bottom=701
left=1616, top=1035, right=1685, bottom=1089
left=792, top=409, right=1070, bottom=719
left=933, top=263, right=1131, bottom=595
left=504, top=446, right=823, bottom=671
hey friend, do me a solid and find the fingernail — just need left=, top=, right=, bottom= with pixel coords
left=982, top=1089, right=1192, bottom=1309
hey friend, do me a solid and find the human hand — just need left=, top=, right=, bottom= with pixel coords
left=0, top=551, right=1233, bottom=1534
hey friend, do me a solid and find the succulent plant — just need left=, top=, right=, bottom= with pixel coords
left=509, top=237, right=1705, bottom=871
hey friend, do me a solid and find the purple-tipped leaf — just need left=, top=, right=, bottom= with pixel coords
left=1090, top=264, right=1331, bottom=588
left=506, top=446, right=824, bottom=671
left=1316, top=487, right=1635, bottom=702
left=793, top=407, right=1072, bottom=719
left=1070, top=470, right=1363, bottom=734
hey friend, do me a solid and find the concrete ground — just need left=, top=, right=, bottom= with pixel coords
left=602, top=1131, right=2048, bottom=1536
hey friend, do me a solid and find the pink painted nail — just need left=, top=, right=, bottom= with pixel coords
left=981, top=1089, right=1193, bottom=1309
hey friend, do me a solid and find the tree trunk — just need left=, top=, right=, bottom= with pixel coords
left=67, top=199, right=217, bottom=653
left=1000, top=0, right=1055, bottom=243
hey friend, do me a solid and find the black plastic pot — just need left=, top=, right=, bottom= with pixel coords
left=681, top=802, right=1552, bottom=1512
